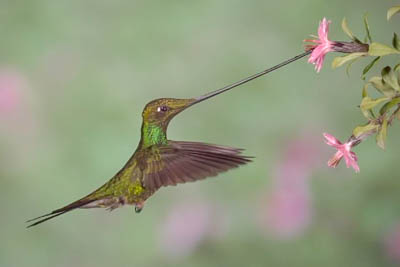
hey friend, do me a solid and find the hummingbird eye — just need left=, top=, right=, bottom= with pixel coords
left=157, top=105, right=168, bottom=112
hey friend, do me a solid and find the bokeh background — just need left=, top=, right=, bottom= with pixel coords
left=1, top=0, right=400, bottom=266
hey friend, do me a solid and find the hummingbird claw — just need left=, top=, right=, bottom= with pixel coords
left=135, top=202, right=144, bottom=213
left=134, top=206, right=142, bottom=213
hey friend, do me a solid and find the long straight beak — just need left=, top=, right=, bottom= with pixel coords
left=189, top=50, right=311, bottom=106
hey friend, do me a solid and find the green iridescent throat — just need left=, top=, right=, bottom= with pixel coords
left=141, top=122, right=167, bottom=147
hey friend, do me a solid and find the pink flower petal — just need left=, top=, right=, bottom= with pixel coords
left=318, top=18, right=331, bottom=42
left=305, top=17, right=334, bottom=72
left=327, top=150, right=343, bottom=168
left=323, top=132, right=342, bottom=147
left=343, top=150, right=360, bottom=172
left=323, top=133, right=360, bottom=172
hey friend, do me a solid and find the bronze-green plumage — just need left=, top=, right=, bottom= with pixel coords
left=27, top=51, right=311, bottom=227
left=26, top=97, right=251, bottom=227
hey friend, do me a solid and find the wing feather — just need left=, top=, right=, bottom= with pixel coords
left=142, top=141, right=252, bottom=191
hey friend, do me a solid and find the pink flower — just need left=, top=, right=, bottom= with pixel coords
left=304, top=18, right=335, bottom=72
left=0, top=70, right=24, bottom=114
left=258, top=182, right=311, bottom=239
left=323, top=133, right=360, bottom=173
left=257, top=135, right=322, bottom=239
left=384, top=224, right=400, bottom=263
left=0, top=68, right=38, bottom=170
left=158, top=200, right=229, bottom=260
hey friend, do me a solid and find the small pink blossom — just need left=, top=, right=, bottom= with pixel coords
left=305, top=18, right=335, bottom=72
left=323, top=133, right=360, bottom=173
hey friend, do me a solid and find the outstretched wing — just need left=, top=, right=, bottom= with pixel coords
left=142, top=141, right=252, bottom=191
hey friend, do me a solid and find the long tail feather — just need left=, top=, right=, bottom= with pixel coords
left=26, top=211, right=69, bottom=228
left=26, top=198, right=95, bottom=228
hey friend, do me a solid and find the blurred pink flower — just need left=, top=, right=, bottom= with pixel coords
left=0, top=68, right=39, bottom=171
left=323, top=133, right=359, bottom=173
left=257, top=135, right=321, bottom=239
left=0, top=69, right=37, bottom=132
left=259, top=181, right=311, bottom=239
left=384, top=224, right=400, bottom=263
left=158, top=200, right=229, bottom=259
left=304, top=18, right=334, bottom=72
left=0, top=70, right=24, bottom=114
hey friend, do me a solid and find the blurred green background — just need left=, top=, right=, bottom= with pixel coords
left=1, top=0, right=400, bottom=266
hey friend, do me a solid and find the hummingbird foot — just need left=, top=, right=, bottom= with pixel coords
left=103, top=196, right=126, bottom=211
left=135, top=202, right=144, bottom=213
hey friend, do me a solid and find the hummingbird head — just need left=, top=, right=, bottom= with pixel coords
left=142, top=98, right=196, bottom=126
left=142, top=85, right=237, bottom=127
left=140, top=98, right=198, bottom=147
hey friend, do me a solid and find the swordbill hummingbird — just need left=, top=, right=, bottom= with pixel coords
left=27, top=50, right=311, bottom=228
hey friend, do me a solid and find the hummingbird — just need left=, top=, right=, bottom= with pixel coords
left=27, top=51, right=310, bottom=227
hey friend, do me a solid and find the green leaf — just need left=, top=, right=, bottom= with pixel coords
left=341, top=18, right=359, bottom=41
left=361, top=85, right=373, bottom=119
left=368, top=76, right=397, bottom=97
left=382, top=66, right=400, bottom=91
left=332, top=52, right=367, bottom=69
left=379, top=97, right=400, bottom=115
left=388, top=6, right=400, bottom=20
left=362, top=83, right=369, bottom=98
left=360, top=96, right=388, bottom=110
left=361, top=56, right=381, bottom=80
left=394, top=63, right=400, bottom=72
left=393, top=33, right=400, bottom=50
left=368, top=42, right=400, bottom=56
left=346, top=58, right=362, bottom=76
left=376, top=117, right=388, bottom=150
left=361, top=107, right=375, bottom=120
left=363, top=14, right=372, bottom=43
left=353, top=123, right=379, bottom=139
